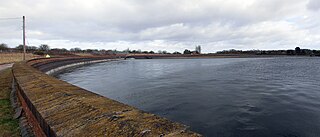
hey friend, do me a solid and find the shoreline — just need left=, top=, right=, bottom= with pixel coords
left=126, top=54, right=319, bottom=60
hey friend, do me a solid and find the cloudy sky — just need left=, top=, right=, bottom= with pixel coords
left=0, top=0, right=319, bottom=53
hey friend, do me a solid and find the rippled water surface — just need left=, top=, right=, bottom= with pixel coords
left=56, top=57, right=320, bottom=137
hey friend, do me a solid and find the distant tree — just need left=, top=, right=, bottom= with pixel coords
left=86, top=49, right=94, bottom=53
left=39, top=44, right=50, bottom=52
left=142, top=51, right=149, bottom=54
left=131, top=50, right=139, bottom=53
left=70, top=47, right=82, bottom=52
left=123, top=48, right=131, bottom=53
left=27, top=46, right=38, bottom=51
left=61, top=48, right=68, bottom=52
left=103, top=50, right=115, bottom=55
left=183, top=49, right=192, bottom=54
left=173, top=51, right=181, bottom=54
left=134, top=50, right=141, bottom=53
left=149, top=51, right=155, bottom=54
left=99, top=49, right=107, bottom=54
left=217, top=49, right=242, bottom=54
left=51, top=48, right=68, bottom=54
left=34, top=45, right=46, bottom=55
left=90, top=49, right=99, bottom=54
left=112, top=49, right=119, bottom=53
left=301, top=49, right=312, bottom=55
left=162, top=50, right=168, bottom=54
left=15, top=45, right=25, bottom=51
left=33, top=51, right=45, bottom=55
left=312, top=50, right=320, bottom=56
left=295, top=47, right=301, bottom=55
left=0, top=43, right=9, bottom=51
left=195, top=45, right=201, bottom=54
left=76, top=48, right=82, bottom=52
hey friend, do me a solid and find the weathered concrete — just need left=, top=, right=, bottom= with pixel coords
left=12, top=58, right=202, bottom=137
left=45, top=59, right=120, bottom=75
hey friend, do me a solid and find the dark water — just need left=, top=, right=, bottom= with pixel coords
left=56, top=57, right=320, bottom=137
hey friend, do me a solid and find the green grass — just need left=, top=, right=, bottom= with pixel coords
left=0, top=68, right=20, bottom=137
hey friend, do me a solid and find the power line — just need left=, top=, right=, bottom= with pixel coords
left=0, top=17, right=20, bottom=20
left=0, top=16, right=27, bottom=60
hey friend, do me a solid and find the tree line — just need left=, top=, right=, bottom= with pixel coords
left=2, top=43, right=318, bottom=56
left=216, top=47, right=320, bottom=56
left=0, top=43, right=203, bottom=55
left=0, top=43, right=51, bottom=55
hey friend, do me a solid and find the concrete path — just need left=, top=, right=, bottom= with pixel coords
left=0, top=63, right=13, bottom=72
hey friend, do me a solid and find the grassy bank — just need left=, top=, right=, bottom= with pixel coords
left=0, top=53, right=39, bottom=64
left=0, top=68, right=20, bottom=137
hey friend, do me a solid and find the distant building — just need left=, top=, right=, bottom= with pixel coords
left=191, top=51, right=199, bottom=55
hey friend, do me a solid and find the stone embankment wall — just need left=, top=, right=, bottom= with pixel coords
left=12, top=57, right=201, bottom=137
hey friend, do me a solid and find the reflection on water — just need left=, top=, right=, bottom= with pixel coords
left=57, top=57, right=320, bottom=137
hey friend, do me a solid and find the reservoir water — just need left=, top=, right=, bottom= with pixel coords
left=56, top=57, right=320, bottom=137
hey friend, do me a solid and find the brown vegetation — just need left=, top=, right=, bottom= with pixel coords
left=74, top=53, right=95, bottom=56
left=0, top=53, right=40, bottom=64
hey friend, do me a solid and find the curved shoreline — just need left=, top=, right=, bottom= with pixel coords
left=12, top=57, right=202, bottom=137
left=45, top=58, right=121, bottom=75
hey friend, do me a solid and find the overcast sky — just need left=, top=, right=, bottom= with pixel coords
left=0, top=0, right=319, bottom=53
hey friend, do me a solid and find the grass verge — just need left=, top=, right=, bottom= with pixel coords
left=0, top=68, right=20, bottom=137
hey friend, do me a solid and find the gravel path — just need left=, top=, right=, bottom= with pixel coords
left=0, top=63, right=13, bottom=71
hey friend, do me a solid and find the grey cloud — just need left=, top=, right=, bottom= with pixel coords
left=0, top=0, right=319, bottom=52
left=307, top=0, right=320, bottom=11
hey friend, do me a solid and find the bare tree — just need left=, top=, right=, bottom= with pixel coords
left=70, top=47, right=82, bottom=53
left=15, top=45, right=25, bottom=51
left=39, top=44, right=50, bottom=52
left=0, top=43, right=9, bottom=51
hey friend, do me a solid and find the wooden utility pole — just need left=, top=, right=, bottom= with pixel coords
left=23, top=16, right=26, bottom=60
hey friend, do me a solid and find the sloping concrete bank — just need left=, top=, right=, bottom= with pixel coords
left=45, top=59, right=119, bottom=75
left=12, top=57, right=201, bottom=137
